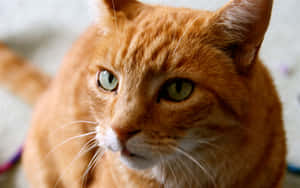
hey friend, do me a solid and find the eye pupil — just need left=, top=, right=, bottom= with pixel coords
left=175, top=81, right=182, bottom=93
left=161, top=79, right=193, bottom=102
left=108, top=74, right=114, bottom=83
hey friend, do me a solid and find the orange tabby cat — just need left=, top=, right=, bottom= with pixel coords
left=0, top=0, right=286, bottom=187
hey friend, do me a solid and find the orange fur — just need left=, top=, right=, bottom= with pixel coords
left=1, top=0, right=286, bottom=187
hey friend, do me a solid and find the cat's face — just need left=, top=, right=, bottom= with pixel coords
left=86, top=0, right=272, bottom=171
left=87, top=10, right=244, bottom=170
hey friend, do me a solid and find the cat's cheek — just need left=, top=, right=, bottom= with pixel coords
left=177, top=130, right=202, bottom=152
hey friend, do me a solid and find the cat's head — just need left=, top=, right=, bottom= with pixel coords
left=87, top=0, right=273, bottom=173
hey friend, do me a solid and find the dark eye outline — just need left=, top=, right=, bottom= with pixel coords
left=96, top=69, right=119, bottom=92
left=158, top=78, right=194, bottom=103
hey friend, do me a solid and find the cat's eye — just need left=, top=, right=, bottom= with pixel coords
left=97, top=70, right=119, bottom=92
left=161, top=79, right=194, bottom=102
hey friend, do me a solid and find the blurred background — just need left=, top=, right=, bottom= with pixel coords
left=0, top=0, right=299, bottom=187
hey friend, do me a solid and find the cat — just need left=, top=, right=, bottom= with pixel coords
left=0, top=0, right=286, bottom=187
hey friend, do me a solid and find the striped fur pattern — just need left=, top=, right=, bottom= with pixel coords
left=0, top=0, right=286, bottom=187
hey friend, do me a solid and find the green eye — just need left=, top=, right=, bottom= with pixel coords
left=163, top=79, right=194, bottom=102
left=97, top=70, right=118, bottom=91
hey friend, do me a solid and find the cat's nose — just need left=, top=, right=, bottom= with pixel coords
left=112, top=126, right=141, bottom=144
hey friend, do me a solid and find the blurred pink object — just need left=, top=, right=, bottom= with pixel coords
left=279, top=64, right=293, bottom=76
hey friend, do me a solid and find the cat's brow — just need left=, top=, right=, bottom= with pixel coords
left=108, top=15, right=207, bottom=74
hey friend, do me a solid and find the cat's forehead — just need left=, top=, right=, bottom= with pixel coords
left=96, top=8, right=214, bottom=75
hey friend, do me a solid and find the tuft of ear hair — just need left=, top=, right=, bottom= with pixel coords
left=89, top=0, right=142, bottom=33
left=210, top=0, right=273, bottom=73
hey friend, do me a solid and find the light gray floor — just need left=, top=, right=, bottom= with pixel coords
left=0, top=0, right=299, bottom=187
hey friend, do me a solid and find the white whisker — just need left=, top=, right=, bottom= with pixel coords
left=157, top=153, right=166, bottom=185
left=45, top=131, right=97, bottom=160
left=163, top=156, right=177, bottom=188
left=90, top=149, right=105, bottom=173
left=81, top=148, right=105, bottom=188
left=50, top=120, right=98, bottom=136
left=54, top=139, right=97, bottom=188
left=194, top=139, right=221, bottom=151
left=171, top=146, right=217, bottom=188
left=175, top=157, right=192, bottom=188
left=166, top=160, right=177, bottom=186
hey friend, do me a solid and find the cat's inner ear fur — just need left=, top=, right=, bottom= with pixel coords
left=210, top=0, right=273, bottom=73
left=90, top=0, right=142, bottom=32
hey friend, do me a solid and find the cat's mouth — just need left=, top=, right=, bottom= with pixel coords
left=121, top=148, right=145, bottom=159
left=119, top=147, right=156, bottom=170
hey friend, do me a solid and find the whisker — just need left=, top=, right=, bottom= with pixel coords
left=81, top=148, right=105, bottom=188
left=50, top=120, right=98, bottom=136
left=171, top=146, right=217, bottom=188
left=162, top=156, right=177, bottom=188
left=196, top=140, right=220, bottom=150
left=175, top=157, right=192, bottom=188
left=172, top=158, right=185, bottom=187
left=90, top=149, right=105, bottom=174
left=157, top=153, right=166, bottom=185
left=184, top=136, right=223, bottom=154
left=192, top=138, right=223, bottom=153
left=45, top=131, right=97, bottom=160
left=166, top=160, right=177, bottom=186
left=54, top=139, right=97, bottom=188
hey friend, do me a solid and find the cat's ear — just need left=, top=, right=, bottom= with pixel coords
left=90, top=0, right=142, bottom=32
left=210, top=0, right=273, bottom=73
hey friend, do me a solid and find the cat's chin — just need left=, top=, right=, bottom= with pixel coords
left=120, top=150, right=157, bottom=170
